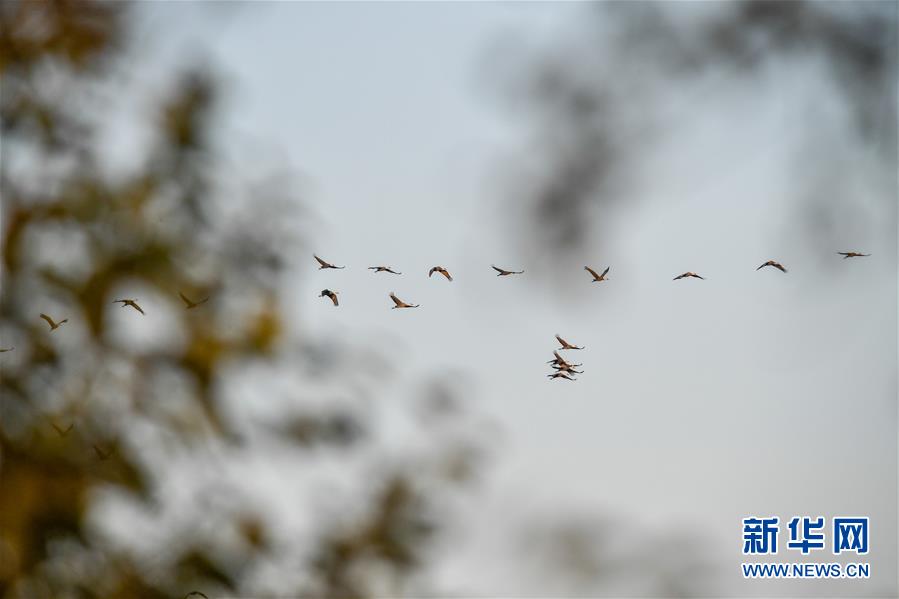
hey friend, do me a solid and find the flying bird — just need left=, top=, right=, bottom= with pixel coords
left=92, top=444, right=116, bottom=460
left=40, top=313, right=68, bottom=331
left=389, top=292, right=419, bottom=309
left=314, top=254, right=345, bottom=270
left=552, top=363, right=584, bottom=374
left=0, top=347, right=13, bottom=352
left=585, top=266, right=610, bottom=282
left=673, top=272, right=705, bottom=280
left=757, top=260, right=787, bottom=273
left=113, top=298, right=145, bottom=314
left=492, top=265, right=524, bottom=276
left=320, top=289, right=339, bottom=306
left=179, top=292, right=209, bottom=309
left=428, top=266, right=453, bottom=281
left=546, top=351, right=581, bottom=368
left=51, top=422, right=74, bottom=437
left=547, top=372, right=576, bottom=381
left=556, top=334, right=584, bottom=350
left=368, top=266, right=402, bottom=274
left=837, top=251, right=870, bottom=259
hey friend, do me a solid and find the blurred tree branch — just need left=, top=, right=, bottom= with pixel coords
left=1, top=2, right=485, bottom=597
left=493, top=1, right=896, bottom=262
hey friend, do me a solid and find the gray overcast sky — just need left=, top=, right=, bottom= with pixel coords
left=115, top=3, right=896, bottom=596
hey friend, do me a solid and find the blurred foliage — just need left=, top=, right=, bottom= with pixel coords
left=495, top=0, right=897, bottom=259
left=0, top=2, right=483, bottom=597
left=518, top=515, right=719, bottom=597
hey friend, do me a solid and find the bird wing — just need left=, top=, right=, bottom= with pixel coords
left=389, top=293, right=404, bottom=307
left=428, top=267, right=437, bottom=277
left=314, top=254, right=329, bottom=267
left=441, top=269, right=453, bottom=281
left=491, top=265, right=504, bottom=274
left=601, top=266, right=610, bottom=277
left=40, top=313, right=55, bottom=327
left=330, top=293, right=339, bottom=306
left=756, top=263, right=765, bottom=270
left=584, top=266, right=600, bottom=279
left=673, top=274, right=684, bottom=280
left=51, top=422, right=73, bottom=436
left=555, top=334, right=568, bottom=347
left=131, top=301, right=145, bottom=315
left=179, top=292, right=194, bottom=306
left=775, top=263, right=787, bottom=273
left=93, top=445, right=114, bottom=459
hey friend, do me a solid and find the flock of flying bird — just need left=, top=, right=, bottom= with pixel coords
left=307, top=250, right=872, bottom=382
left=0, top=250, right=873, bottom=359
left=547, top=335, right=585, bottom=381
left=0, top=245, right=873, bottom=380
left=315, top=254, right=526, bottom=308
left=0, top=292, right=210, bottom=352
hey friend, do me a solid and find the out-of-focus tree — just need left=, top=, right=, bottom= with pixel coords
left=0, top=2, right=485, bottom=597
left=516, top=514, right=719, bottom=597
left=491, top=1, right=896, bottom=263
